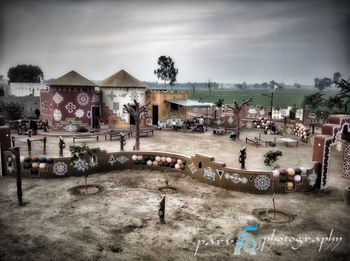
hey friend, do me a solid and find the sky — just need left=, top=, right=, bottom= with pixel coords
left=0, top=0, right=349, bottom=85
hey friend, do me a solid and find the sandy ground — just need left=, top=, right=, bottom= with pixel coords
left=1, top=128, right=350, bottom=261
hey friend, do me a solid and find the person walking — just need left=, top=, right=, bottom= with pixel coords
left=198, top=116, right=204, bottom=133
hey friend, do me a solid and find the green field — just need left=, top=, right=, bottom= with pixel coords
left=185, top=88, right=339, bottom=109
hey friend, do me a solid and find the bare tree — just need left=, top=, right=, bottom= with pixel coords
left=227, top=98, right=252, bottom=139
left=124, top=100, right=151, bottom=150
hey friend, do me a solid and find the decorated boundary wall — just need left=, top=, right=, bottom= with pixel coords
left=3, top=150, right=320, bottom=194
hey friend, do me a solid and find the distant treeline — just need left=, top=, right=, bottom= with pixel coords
left=143, top=81, right=309, bottom=90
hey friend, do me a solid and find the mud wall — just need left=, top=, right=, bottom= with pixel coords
left=2, top=149, right=319, bottom=194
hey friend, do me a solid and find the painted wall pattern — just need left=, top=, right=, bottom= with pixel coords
left=40, top=86, right=99, bottom=130
left=2, top=150, right=319, bottom=194
left=101, top=87, right=146, bottom=128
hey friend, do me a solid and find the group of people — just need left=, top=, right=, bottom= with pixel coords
left=183, top=116, right=205, bottom=133
left=17, top=119, right=48, bottom=136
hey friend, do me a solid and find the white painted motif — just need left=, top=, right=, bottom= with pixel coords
left=75, top=109, right=84, bottom=118
left=53, top=162, right=67, bottom=176
left=203, top=167, right=215, bottom=181
left=108, top=155, right=117, bottom=166
left=65, top=102, right=76, bottom=113
left=76, top=92, right=90, bottom=106
left=53, top=109, right=62, bottom=121
left=73, top=158, right=89, bottom=172
left=254, top=175, right=271, bottom=190
left=117, top=156, right=129, bottom=164
left=216, top=169, right=224, bottom=180
left=188, top=163, right=197, bottom=174
left=64, top=124, right=77, bottom=132
left=308, top=172, right=318, bottom=186
left=53, top=92, right=64, bottom=104
left=228, top=116, right=233, bottom=125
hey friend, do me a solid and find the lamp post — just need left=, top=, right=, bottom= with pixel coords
left=262, top=92, right=274, bottom=123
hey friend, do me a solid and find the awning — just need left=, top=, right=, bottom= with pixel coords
left=165, top=99, right=214, bottom=108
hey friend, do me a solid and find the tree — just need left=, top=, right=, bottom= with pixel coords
left=0, top=101, right=24, bottom=120
left=294, top=83, right=301, bottom=88
left=314, top=77, right=332, bottom=91
left=124, top=100, right=151, bottom=150
left=154, top=56, right=178, bottom=88
left=302, top=92, right=324, bottom=110
left=216, top=98, right=224, bottom=118
left=7, top=64, right=44, bottom=83
left=69, top=144, right=100, bottom=190
left=227, top=98, right=252, bottom=140
left=333, top=72, right=342, bottom=83
left=325, top=96, right=344, bottom=111
left=207, top=79, right=211, bottom=92
left=332, top=79, right=350, bottom=112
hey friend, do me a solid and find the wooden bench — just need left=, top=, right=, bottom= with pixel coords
left=73, top=135, right=99, bottom=143
left=246, top=134, right=267, bottom=147
left=225, top=128, right=236, bottom=133
left=105, top=131, right=131, bottom=140
left=132, top=129, right=154, bottom=136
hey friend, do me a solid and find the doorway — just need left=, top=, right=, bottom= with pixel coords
left=152, top=105, right=159, bottom=125
left=129, top=105, right=136, bottom=125
left=91, top=106, right=100, bottom=128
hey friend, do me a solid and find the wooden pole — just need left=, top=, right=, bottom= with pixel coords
left=43, top=137, right=46, bottom=154
left=12, top=147, right=23, bottom=206
left=159, top=196, right=165, bottom=224
left=27, top=139, right=31, bottom=156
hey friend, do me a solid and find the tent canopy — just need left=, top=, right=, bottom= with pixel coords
left=165, top=99, right=213, bottom=108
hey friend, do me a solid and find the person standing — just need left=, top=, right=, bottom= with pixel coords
left=199, top=116, right=204, bottom=133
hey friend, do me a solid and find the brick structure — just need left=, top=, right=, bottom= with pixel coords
left=40, top=71, right=99, bottom=131
left=312, top=114, right=350, bottom=189
left=145, top=90, right=188, bottom=125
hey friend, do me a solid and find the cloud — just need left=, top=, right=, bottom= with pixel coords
left=0, top=0, right=349, bottom=84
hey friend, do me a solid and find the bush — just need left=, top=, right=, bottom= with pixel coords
left=264, top=150, right=283, bottom=167
left=0, top=101, right=24, bottom=120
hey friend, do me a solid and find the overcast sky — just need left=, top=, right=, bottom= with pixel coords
left=0, top=0, right=349, bottom=85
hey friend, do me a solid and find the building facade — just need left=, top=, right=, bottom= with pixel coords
left=40, top=71, right=100, bottom=131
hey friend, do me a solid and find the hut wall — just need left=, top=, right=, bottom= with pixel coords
left=101, top=87, right=146, bottom=128
left=40, top=86, right=98, bottom=131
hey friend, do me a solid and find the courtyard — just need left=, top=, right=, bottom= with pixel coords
left=1, top=128, right=349, bottom=261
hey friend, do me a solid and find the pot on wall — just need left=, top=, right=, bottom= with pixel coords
left=345, top=186, right=350, bottom=205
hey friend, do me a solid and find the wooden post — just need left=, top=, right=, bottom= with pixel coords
left=158, top=196, right=165, bottom=224
left=43, top=137, right=46, bottom=154
left=59, top=136, right=65, bottom=157
left=120, top=133, right=126, bottom=151
left=12, top=147, right=23, bottom=206
left=27, top=139, right=31, bottom=156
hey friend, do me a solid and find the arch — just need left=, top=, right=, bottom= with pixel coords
left=312, top=114, right=350, bottom=189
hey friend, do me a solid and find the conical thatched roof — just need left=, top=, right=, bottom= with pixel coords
left=100, top=69, right=147, bottom=88
left=48, top=70, right=97, bottom=87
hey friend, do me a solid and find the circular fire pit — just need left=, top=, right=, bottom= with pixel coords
left=252, top=208, right=295, bottom=223
left=158, top=186, right=177, bottom=193
left=70, top=184, right=103, bottom=195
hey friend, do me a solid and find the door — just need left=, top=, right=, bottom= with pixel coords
left=152, top=105, right=159, bottom=125
left=92, top=106, right=100, bottom=128
left=129, top=105, right=136, bottom=125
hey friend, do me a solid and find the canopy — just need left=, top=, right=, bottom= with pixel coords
left=165, top=99, right=213, bottom=108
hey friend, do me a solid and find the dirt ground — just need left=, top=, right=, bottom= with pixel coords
left=12, top=128, right=323, bottom=170
left=1, top=128, right=350, bottom=261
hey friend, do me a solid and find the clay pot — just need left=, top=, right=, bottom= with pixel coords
left=345, top=187, right=350, bottom=206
